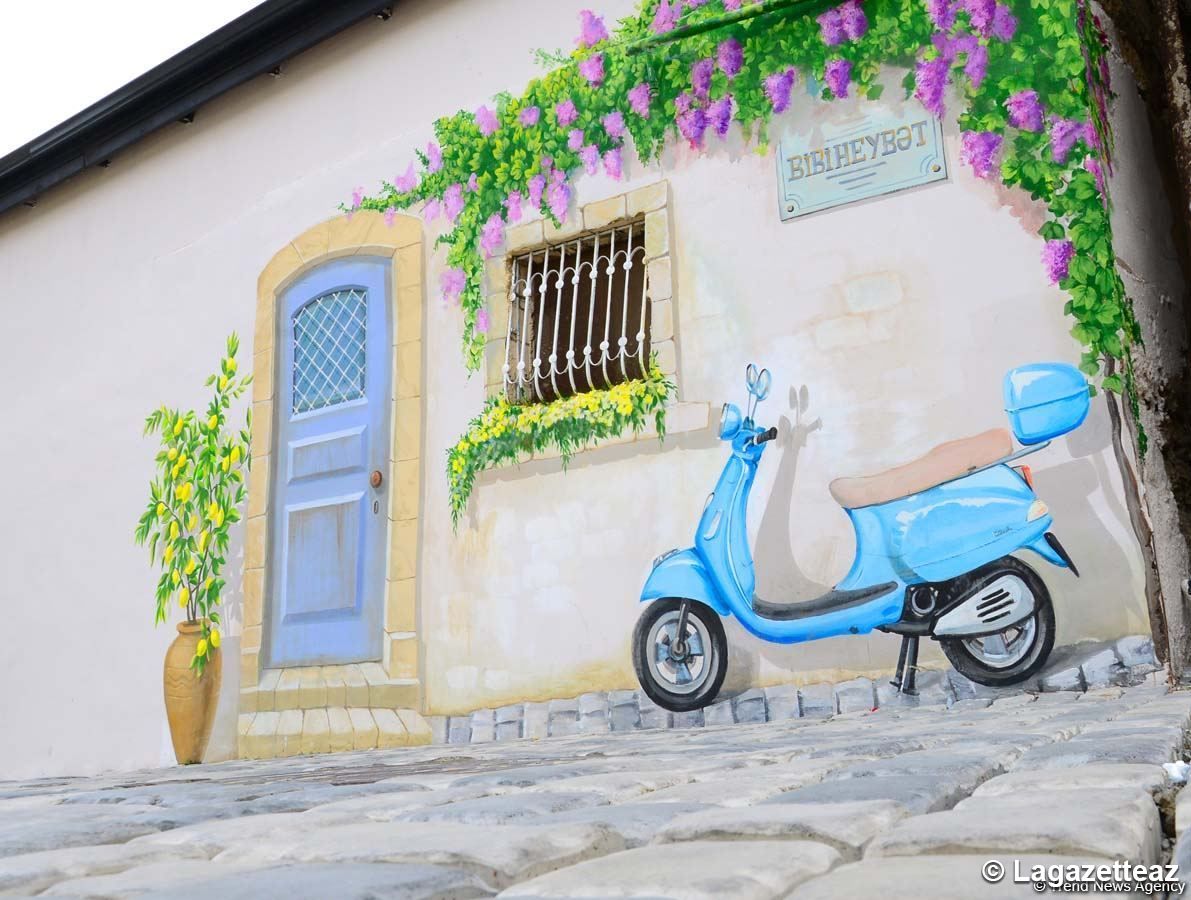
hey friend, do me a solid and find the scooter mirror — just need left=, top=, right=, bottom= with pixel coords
left=745, top=363, right=759, bottom=393
left=755, top=368, right=772, bottom=401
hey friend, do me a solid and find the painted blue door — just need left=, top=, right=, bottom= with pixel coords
left=268, top=257, right=392, bottom=667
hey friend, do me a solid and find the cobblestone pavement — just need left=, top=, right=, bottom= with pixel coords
left=3, top=681, right=1191, bottom=899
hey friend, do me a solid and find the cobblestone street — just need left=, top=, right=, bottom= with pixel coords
left=3, top=681, right=1191, bottom=899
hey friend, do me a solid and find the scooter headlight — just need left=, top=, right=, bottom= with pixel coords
left=719, top=403, right=743, bottom=440
left=1027, top=499, right=1049, bottom=522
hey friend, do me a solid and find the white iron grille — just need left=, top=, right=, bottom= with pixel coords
left=504, top=219, right=650, bottom=403
left=292, top=288, right=368, bottom=414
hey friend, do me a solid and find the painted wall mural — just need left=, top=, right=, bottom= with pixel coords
left=344, top=0, right=1134, bottom=521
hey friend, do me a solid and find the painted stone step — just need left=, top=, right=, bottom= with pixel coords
left=240, top=662, right=419, bottom=713
left=237, top=707, right=432, bottom=759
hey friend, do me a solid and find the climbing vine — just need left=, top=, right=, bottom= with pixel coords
left=348, top=0, right=1129, bottom=392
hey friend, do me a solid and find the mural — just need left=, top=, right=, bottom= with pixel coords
left=346, top=0, right=1134, bottom=516
left=634, top=360, right=1090, bottom=711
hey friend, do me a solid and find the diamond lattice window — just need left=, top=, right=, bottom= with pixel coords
left=292, top=289, right=368, bottom=414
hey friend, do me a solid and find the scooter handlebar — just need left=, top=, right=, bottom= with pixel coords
left=753, top=427, right=778, bottom=445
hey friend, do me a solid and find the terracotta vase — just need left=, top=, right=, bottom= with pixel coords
left=163, top=621, right=222, bottom=764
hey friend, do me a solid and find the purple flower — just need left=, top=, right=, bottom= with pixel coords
left=579, top=144, right=600, bottom=175
left=840, top=0, right=868, bottom=40
left=579, top=53, right=605, bottom=86
left=1082, top=121, right=1102, bottom=151
left=394, top=162, right=418, bottom=193
left=604, top=147, right=623, bottom=179
left=467, top=172, right=479, bottom=192
left=518, top=105, right=541, bottom=127
left=528, top=174, right=546, bottom=209
left=1006, top=90, right=1044, bottom=132
left=505, top=191, right=523, bottom=223
left=927, top=0, right=956, bottom=31
left=724, top=0, right=743, bottom=8
left=384, top=207, right=396, bottom=226
left=426, top=142, right=442, bottom=173
left=964, top=43, right=988, bottom=87
left=628, top=82, right=653, bottom=117
left=480, top=213, right=504, bottom=258
left=824, top=58, right=852, bottom=98
left=443, top=183, right=465, bottom=224
left=915, top=56, right=949, bottom=118
left=422, top=198, right=441, bottom=220
left=818, top=8, right=845, bottom=46
left=568, top=128, right=585, bottom=151
left=717, top=38, right=743, bottom=78
left=708, top=95, right=734, bottom=136
left=602, top=110, right=627, bottom=140
left=764, top=68, right=797, bottom=113
left=476, top=308, right=490, bottom=334
left=1049, top=117, right=1084, bottom=165
left=676, top=105, right=708, bottom=149
left=547, top=174, right=571, bottom=221
left=576, top=9, right=608, bottom=47
left=675, top=91, right=695, bottom=114
left=651, top=0, right=679, bottom=34
left=961, top=130, right=1002, bottom=178
left=692, top=57, right=715, bottom=97
left=351, top=186, right=364, bottom=209
left=1042, top=239, right=1076, bottom=285
left=962, top=0, right=996, bottom=35
left=476, top=105, right=499, bottom=136
left=991, top=4, right=1017, bottom=40
left=555, top=99, right=578, bottom=127
left=440, top=267, right=466, bottom=305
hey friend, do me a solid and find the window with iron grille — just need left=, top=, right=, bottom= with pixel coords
left=502, top=217, right=650, bottom=404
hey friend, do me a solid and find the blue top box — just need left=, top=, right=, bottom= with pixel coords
left=1003, top=363, right=1091, bottom=445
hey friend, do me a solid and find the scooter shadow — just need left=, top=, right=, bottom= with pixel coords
left=722, top=384, right=834, bottom=692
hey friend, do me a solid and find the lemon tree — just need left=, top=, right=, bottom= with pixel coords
left=135, top=334, right=253, bottom=675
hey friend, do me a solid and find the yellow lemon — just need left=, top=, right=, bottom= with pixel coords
left=210, top=628, right=221, bottom=648
left=214, top=509, right=225, bottom=528
left=187, top=513, right=198, bottom=531
left=167, top=447, right=178, bottom=461
left=207, top=414, right=218, bottom=430
left=155, top=502, right=166, bottom=518
left=204, top=576, right=214, bottom=591
left=178, top=592, right=187, bottom=608
left=207, top=501, right=219, bottom=519
left=171, top=569, right=180, bottom=586
left=163, top=545, right=175, bottom=563
left=230, top=446, right=241, bottom=464
left=198, top=530, right=209, bottom=553
left=227, top=358, right=237, bottom=374
left=179, top=586, right=190, bottom=605
left=219, top=375, right=229, bottom=391
left=177, top=483, right=193, bottom=502
left=184, top=557, right=197, bottom=575
left=169, top=521, right=179, bottom=541
left=220, top=456, right=230, bottom=473
left=196, top=638, right=208, bottom=657
left=173, top=419, right=184, bottom=436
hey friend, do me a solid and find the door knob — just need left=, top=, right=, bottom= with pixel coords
left=370, top=470, right=384, bottom=488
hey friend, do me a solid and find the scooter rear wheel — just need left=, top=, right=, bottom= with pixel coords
left=633, top=598, right=728, bottom=713
left=937, top=557, right=1056, bottom=687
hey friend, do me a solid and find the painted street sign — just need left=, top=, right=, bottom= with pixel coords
left=776, top=104, right=948, bottom=220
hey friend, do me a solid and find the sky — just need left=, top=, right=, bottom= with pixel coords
left=1, top=0, right=261, bottom=158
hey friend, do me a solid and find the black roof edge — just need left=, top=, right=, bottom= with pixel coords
left=0, top=0, right=392, bottom=217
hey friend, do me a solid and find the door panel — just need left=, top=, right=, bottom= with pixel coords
left=268, top=258, right=391, bottom=667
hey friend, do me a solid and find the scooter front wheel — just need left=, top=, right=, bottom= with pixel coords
left=633, top=598, right=728, bottom=713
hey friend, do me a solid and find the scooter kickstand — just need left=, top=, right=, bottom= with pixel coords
left=901, top=636, right=920, bottom=696
left=891, top=637, right=911, bottom=690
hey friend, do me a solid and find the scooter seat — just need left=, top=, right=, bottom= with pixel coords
left=751, top=581, right=899, bottom=621
left=828, top=428, right=1014, bottom=509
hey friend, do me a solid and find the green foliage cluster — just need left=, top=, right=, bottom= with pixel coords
left=134, top=335, right=253, bottom=675
left=448, top=364, right=674, bottom=525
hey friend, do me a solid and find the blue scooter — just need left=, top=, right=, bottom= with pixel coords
left=634, top=362, right=1091, bottom=711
